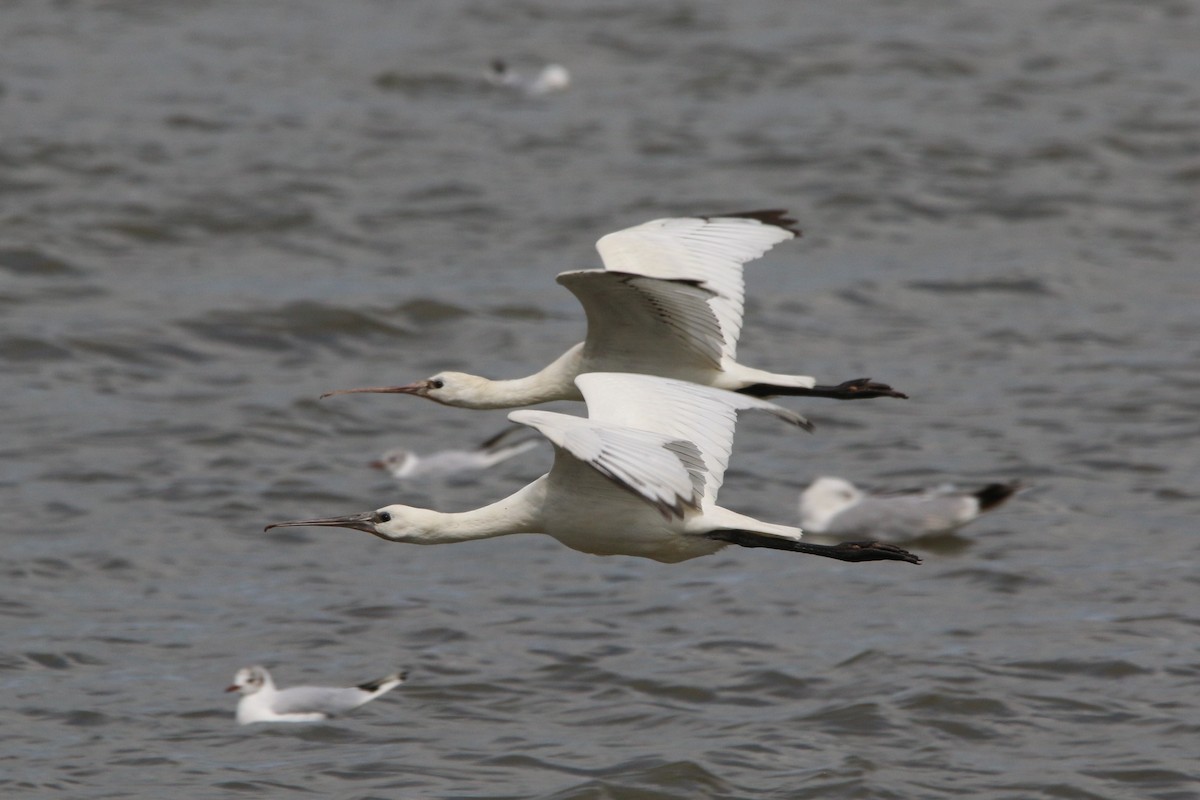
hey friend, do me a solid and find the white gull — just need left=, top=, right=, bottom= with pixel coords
left=799, top=476, right=1020, bottom=540
left=226, top=665, right=407, bottom=725
left=371, top=426, right=541, bottom=482
left=485, top=59, right=571, bottom=95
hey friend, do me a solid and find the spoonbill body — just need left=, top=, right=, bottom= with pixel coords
left=272, top=374, right=919, bottom=566
left=323, top=212, right=904, bottom=409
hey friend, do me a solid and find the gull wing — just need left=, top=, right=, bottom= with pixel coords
left=556, top=271, right=725, bottom=373
left=593, top=211, right=798, bottom=362
left=508, top=409, right=705, bottom=519
left=270, top=686, right=371, bottom=716
left=574, top=373, right=810, bottom=508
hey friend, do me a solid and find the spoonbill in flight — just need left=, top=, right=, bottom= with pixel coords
left=322, top=211, right=905, bottom=410
left=271, top=373, right=919, bottom=566
left=799, top=476, right=1020, bottom=540
left=226, top=665, right=407, bottom=725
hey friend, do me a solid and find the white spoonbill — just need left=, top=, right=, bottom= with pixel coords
left=371, top=426, right=541, bottom=482
left=799, top=476, right=1020, bottom=540
left=322, top=211, right=905, bottom=409
left=271, top=374, right=919, bottom=565
left=226, top=665, right=407, bottom=725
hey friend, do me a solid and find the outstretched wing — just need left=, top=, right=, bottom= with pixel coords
left=556, top=271, right=725, bottom=374
left=271, top=686, right=372, bottom=716
left=508, top=409, right=705, bottom=519
left=593, top=211, right=798, bottom=362
left=574, top=373, right=810, bottom=508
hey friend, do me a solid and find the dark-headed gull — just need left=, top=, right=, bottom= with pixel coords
left=371, top=426, right=541, bottom=482
left=322, top=212, right=905, bottom=410
left=799, top=476, right=1020, bottom=540
left=485, top=59, right=571, bottom=95
left=226, top=665, right=407, bottom=725
left=270, top=373, right=919, bottom=565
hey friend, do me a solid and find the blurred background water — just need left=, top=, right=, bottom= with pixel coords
left=2, top=1, right=1198, bottom=797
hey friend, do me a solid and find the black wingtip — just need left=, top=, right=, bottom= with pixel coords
left=975, top=482, right=1021, bottom=512
left=707, top=209, right=801, bottom=237
left=358, top=669, right=408, bottom=692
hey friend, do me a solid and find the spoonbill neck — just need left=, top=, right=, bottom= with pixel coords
left=397, top=478, right=549, bottom=544
left=454, top=344, right=584, bottom=409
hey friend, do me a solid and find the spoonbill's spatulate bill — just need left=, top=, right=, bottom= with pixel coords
left=322, top=211, right=906, bottom=410
left=225, top=665, right=407, bottom=725
left=270, top=373, right=919, bottom=566
left=799, top=476, right=1020, bottom=540
left=371, top=426, right=541, bottom=482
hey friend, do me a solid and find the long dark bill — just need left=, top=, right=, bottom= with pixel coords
left=320, top=383, right=423, bottom=399
left=264, top=511, right=377, bottom=534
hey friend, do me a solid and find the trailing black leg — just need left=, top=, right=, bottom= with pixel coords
left=707, top=529, right=921, bottom=564
left=739, top=377, right=908, bottom=400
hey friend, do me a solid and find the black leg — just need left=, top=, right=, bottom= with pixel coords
left=707, top=529, right=921, bottom=564
left=739, top=378, right=909, bottom=400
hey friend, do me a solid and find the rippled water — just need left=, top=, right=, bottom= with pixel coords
left=3, top=1, right=1198, bottom=797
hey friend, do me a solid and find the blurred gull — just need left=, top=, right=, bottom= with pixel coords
left=226, top=665, right=407, bottom=725
left=371, top=426, right=541, bottom=482
left=485, top=59, right=571, bottom=95
left=271, top=373, right=920, bottom=566
left=322, top=211, right=905, bottom=409
left=799, top=476, right=1020, bottom=540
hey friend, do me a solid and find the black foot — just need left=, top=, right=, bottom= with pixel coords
left=810, top=378, right=909, bottom=400
left=816, top=540, right=922, bottom=564
left=707, top=529, right=921, bottom=565
left=738, top=378, right=908, bottom=400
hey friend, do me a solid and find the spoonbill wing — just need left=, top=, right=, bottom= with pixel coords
left=593, top=211, right=798, bottom=362
left=556, top=271, right=725, bottom=372
left=574, top=373, right=810, bottom=508
left=509, top=409, right=704, bottom=518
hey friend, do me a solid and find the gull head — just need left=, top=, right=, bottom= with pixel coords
left=226, top=665, right=270, bottom=695
left=265, top=505, right=439, bottom=544
left=370, top=448, right=418, bottom=478
left=798, top=477, right=863, bottom=528
left=321, top=372, right=487, bottom=408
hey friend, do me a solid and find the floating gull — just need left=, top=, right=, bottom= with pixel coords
left=798, top=476, right=1020, bottom=540
left=226, top=665, right=407, bottom=725
left=271, top=373, right=919, bottom=565
left=485, top=59, right=571, bottom=95
left=371, top=426, right=541, bottom=482
left=323, top=211, right=905, bottom=409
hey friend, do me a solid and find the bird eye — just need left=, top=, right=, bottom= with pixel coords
left=377, top=511, right=392, bottom=523
left=429, top=379, right=445, bottom=390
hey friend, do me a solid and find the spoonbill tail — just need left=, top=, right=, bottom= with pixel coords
left=371, top=426, right=541, bottom=482
left=799, top=476, right=1020, bottom=540
left=322, top=211, right=905, bottom=410
left=271, top=374, right=919, bottom=566
left=225, top=665, right=407, bottom=725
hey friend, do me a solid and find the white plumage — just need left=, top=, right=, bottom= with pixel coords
left=269, top=374, right=918, bottom=566
left=799, top=476, right=1020, bottom=540
left=371, top=426, right=540, bottom=482
left=226, top=665, right=407, bottom=725
left=322, top=212, right=904, bottom=409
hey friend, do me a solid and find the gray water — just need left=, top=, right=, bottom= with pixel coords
left=3, top=1, right=1198, bottom=797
